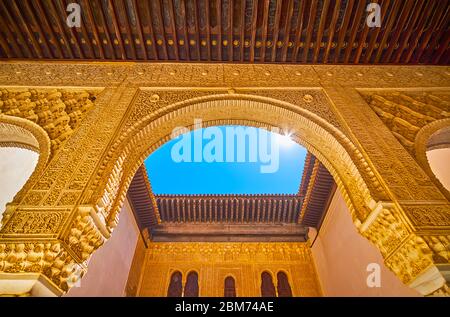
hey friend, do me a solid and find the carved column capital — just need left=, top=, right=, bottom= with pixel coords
left=360, top=203, right=449, bottom=296
left=0, top=205, right=109, bottom=295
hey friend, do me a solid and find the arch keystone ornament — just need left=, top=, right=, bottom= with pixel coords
left=0, top=62, right=449, bottom=296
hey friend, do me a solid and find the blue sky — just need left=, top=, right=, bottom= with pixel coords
left=144, top=126, right=307, bottom=194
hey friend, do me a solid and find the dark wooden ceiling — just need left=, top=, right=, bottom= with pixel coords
left=0, top=0, right=448, bottom=64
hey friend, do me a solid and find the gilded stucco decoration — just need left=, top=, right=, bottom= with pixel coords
left=0, top=61, right=448, bottom=296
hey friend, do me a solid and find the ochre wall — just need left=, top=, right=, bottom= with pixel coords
left=137, top=242, right=322, bottom=297
left=65, top=198, right=140, bottom=297
left=310, top=190, right=420, bottom=296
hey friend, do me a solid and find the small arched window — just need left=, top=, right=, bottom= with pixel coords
left=184, top=271, right=199, bottom=297
left=224, top=276, right=236, bottom=297
left=261, top=272, right=276, bottom=297
left=167, top=271, right=183, bottom=297
left=277, top=271, right=293, bottom=297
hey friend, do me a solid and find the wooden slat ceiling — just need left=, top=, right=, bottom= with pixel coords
left=126, top=165, right=160, bottom=230
left=0, top=0, right=448, bottom=64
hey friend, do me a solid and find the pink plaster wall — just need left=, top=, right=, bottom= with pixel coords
left=65, top=199, right=140, bottom=297
left=426, top=148, right=450, bottom=191
left=310, top=190, right=420, bottom=296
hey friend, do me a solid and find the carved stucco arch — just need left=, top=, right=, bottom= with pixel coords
left=0, top=114, right=51, bottom=209
left=67, top=92, right=448, bottom=295
left=415, top=118, right=450, bottom=200
left=93, top=93, right=387, bottom=239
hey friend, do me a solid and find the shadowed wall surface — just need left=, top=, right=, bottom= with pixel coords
left=310, top=190, right=420, bottom=296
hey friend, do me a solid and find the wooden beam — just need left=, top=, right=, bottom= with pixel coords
left=20, top=1, right=55, bottom=58
left=130, top=0, right=149, bottom=60
left=45, top=0, right=77, bottom=58
left=0, top=10, right=26, bottom=58
left=334, top=0, right=354, bottom=63
left=431, top=32, right=450, bottom=64
left=353, top=0, right=377, bottom=64
left=323, top=0, right=340, bottom=63
left=239, top=0, right=246, bottom=61
left=313, top=0, right=330, bottom=63
left=151, top=223, right=308, bottom=242
left=5, top=1, right=44, bottom=58
left=106, top=0, right=127, bottom=59
left=181, top=0, right=191, bottom=61
left=260, top=0, right=270, bottom=62
left=381, top=0, right=414, bottom=63
left=228, top=0, right=233, bottom=61
left=342, top=0, right=365, bottom=63
left=280, top=0, right=294, bottom=62
left=82, top=0, right=106, bottom=59
left=249, top=0, right=258, bottom=62
left=0, top=27, right=12, bottom=58
left=421, top=6, right=449, bottom=63
left=291, top=0, right=306, bottom=62
left=167, top=0, right=180, bottom=60
left=192, top=0, right=202, bottom=60
left=216, top=0, right=222, bottom=61
left=365, top=0, right=401, bottom=64
left=204, top=0, right=212, bottom=60
left=373, top=0, right=401, bottom=63
left=51, top=0, right=85, bottom=59
left=301, top=0, right=318, bottom=63
left=144, top=0, right=163, bottom=60
left=154, top=0, right=170, bottom=60
left=132, top=0, right=153, bottom=60
left=403, top=0, right=436, bottom=63
left=63, top=0, right=95, bottom=59
left=270, top=0, right=283, bottom=62
left=392, top=0, right=426, bottom=63
left=119, top=0, right=138, bottom=60
left=411, top=0, right=447, bottom=63
left=0, top=0, right=33, bottom=58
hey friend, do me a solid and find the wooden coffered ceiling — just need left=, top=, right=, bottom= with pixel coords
left=0, top=0, right=448, bottom=64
